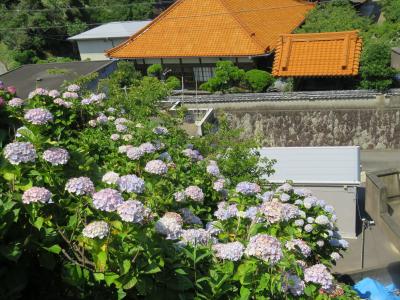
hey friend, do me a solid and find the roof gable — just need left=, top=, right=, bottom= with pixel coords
left=272, top=31, right=363, bottom=77
left=107, top=0, right=314, bottom=58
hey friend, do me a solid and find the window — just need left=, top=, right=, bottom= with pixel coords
left=193, top=66, right=215, bottom=82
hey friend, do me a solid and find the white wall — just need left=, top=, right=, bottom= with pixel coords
left=76, top=38, right=127, bottom=61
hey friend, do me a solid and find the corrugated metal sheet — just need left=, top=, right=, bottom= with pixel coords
left=260, top=146, right=360, bottom=184
left=68, top=21, right=152, bottom=40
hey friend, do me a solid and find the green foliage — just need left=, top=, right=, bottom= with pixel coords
left=380, top=0, right=400, bottom=23
left=359, top=41, right=396, bottom=91
left=100, top=61, right=142, bottom=96
left=165, top=76, right=181, bottom=90
left=244, top=69, right=275, bottom=92
left=36, top=57, right=76, bottom=64
left=296, top=0, right=371, bottom=34
left=146, top=64, right=163, bottom=78
left=200, top=61, right=245, bottom=93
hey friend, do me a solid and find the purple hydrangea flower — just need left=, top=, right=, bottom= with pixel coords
left=294, top=199, right=303, bottom=206
left=96, top=114, right=108, bottom=124
left=67, top=84, right=80, bottom=92
left=181, top=229, right=214, bottom=246
left=304, top=224, right=314, bottom=233
left=114, top=118, right=129, bottom=125
left=54, top=98, right=73, bottom=108
left=330, top=252, right=341, bottom=261
left=184, top=186, right=204, bottom=202
left=307, top=217, right=314, bottom=224
left=260, top=201, right=299, bottom=223
left=139, top=142, right=156, bottom=154
left=179, top=208, right=202, bottom=225
left=102, top=171, right=120, bottom=185
left=92, top=188, right=124, bottom=212
left=315, top=215, right=330, bottom=225
left=8, top=98, right=24, bottom=107
left=285, top=239, right=311, bottom=257
left=280, top=193, right=291, bottom=202
left=4, top=142, right=37, bottom=165
left=117, top=200, right=151, bottom=223
left=317, top=199, right=326, bottom=207
left=65, top=177, right=95, bottom=195
left=159, top=152, right=172, bottom=162
left=206, top=164, right=220, bottom=177
left=282, top=273, right=305, bottom=296
left=62, top=91, right=79, bottom=99
left=182, top=148, right=203, bottom=161
left=22, top=187, right=52, bottom=204
left=258, top=191, right=274, bottom=202
left=242, top=206, right=260, bottom=221
left=214, top=202, right=238, bottom=220
left=294, top=188, right=313, bottom=197
left=28, top=88, right=49, bottom=98
left=155, top=212, right=183, bottom=240
left=117, top=174, right=145, bottom=194
left=82, top=221, right=109, bottom=239
left=294, top=219, right=304, bottom=227
left=174, top=191, right=186, bottom=202
left=235, top=181, right=261, bottom=195
left=277, top=183, right=293, bottom=192
left=153, top=126, right=169, bottom=135
left=212, top=242, right=244, bottom=261
left=304, top=264, right=333, bottom=290
left=24, top=108, right=53, bottom=125
left=245, top=234, right=282, bottom=264
left=144, top=160, right=168, bottom=175
left=206, top=221, right=222, bottom=235
left=49, top=90, right=60, bottom=98
left=126, top=147, right=144, bottom=160
left=110, top=134, right=120, bottom=141
left=42, top=147, right=69, bottom=166
left=324, top=205, right=335, bottom=214
left=116, top=124, right=128, bottom=133
left=303, top=196, right=317, bottom=209
left=213, top=179, right=225, bottom=192
left=118, top=145, right=133, bottom=154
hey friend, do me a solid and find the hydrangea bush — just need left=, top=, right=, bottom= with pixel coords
left=0, top=79, right=358, bottom=299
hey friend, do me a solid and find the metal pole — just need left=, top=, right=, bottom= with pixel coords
left=361, top=218, right=366, bottom=269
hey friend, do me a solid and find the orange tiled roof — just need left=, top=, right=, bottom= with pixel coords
left=272, top=31, right=363, bottom=77
left=107, top=0, right=314, bottom=59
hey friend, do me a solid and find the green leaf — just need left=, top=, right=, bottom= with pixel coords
left=117, top=288, right=127, bottom=300
left=93, top=272, right=105, bottom=281
left=3, top=172, right=16, bottom=181
left=240, top=286, right=251, bottom=300
left=123, top=276, right=137, bottom=290
left=122, top=259, right=131, bottom=275
left=96, top=251, right=108, bottom=272
left=104, top=272, right=120, bottom=286
left=0, top=242, right=22, bottom=262
left=174, top=268, right=188, bottom=275
left=43, top=244, right=62, bottom=254
left=33, top=217, right=44, bottom=230
left=144, top=263, right=161, bottom=274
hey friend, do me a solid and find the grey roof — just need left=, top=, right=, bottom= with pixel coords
left=0, top=60, right=114, bottom=98
left=68, top=21, right=151, bottom=41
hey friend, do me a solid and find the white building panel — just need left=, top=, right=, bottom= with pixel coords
left=260, top=146, right=360, bottom=184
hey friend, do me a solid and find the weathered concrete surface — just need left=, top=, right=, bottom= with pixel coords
left=224, top=108, right=400, bottom=149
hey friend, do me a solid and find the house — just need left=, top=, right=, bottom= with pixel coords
left=272, top=31, right=363, bottom=90
left=106, top=0, right=315, bottom=84
left=0, top=60, right=116, bottom=98
left=68, top=21, right=151, bottom=61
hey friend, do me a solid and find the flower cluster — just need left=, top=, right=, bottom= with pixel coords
left=179, top=208, right=202, bottom=225
left=8, top=98, right=24, bottom=107
left=102, top=171, right=120, bottom=185
left=260, top=200, right=299, bottom=223
left=282, top=273, right=305, bottom=296
left=22, top=187, right=52, bottom=204
left=126, top=147, right=144, bottom=160
left=184, top=186, right=204, bottom=202
left=28, top=88, right=48, bottom=99
left=117, top=174, right=145, bottom=194
left=54, top=98, right=73, bottom=108
left=155, top=212, right=183, bottom=240
left=245, top=234, right=282, bottom=264
left=214, top=202, right=238, bottom=220
left=92, top=188, right=124, bottom=212
left=304, top=264, right=333, bottom=290
left=235, top=181, right=261, bottom=195
left=285, top=239, right=311, bottom=257
left=82, top=221, right=109, bottom=239
left=153, top=126, right=169, bottom=135
left=180, top=229, right=214, bottom=246
left=206, top=162, right=220, bottom=177
left=182, top=148, right=203, bottom=161
left=4, top=142, right=37, bottom=165
left=42, top=147, right=69, bottom=166
left=24, top=108, right=53, bottom=125
left=117, top=200, right=151, bottom=223
left=62, top=92, right=79, bottom=99
left=139, top=142, right=156, bottom=154
left=212, top=242, right=244, bottom=261
left=65, top=177, right=95, bottom=195
left=144, top=160, right=168, bottom=175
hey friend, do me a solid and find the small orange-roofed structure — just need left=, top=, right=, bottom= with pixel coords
left=106, top=0, right=315, bottom=84
left=272, top=31, right=363, bottom=77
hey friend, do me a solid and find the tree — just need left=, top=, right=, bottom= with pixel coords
left=296, top=0, right=370, bottom=34
left=200, top=61, right=245, bottom=93
left=244, top=69, right=275, bottom=92
left=380, top=0, right=400, bottom=23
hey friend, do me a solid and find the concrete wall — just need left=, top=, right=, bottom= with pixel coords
left=175, top=90, right=400, bottom=149
left=77, top=38, right=126, bottom=61
left=392, top=48, right=400, bottom=70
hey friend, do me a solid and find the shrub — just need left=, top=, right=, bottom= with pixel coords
left=244, top=69, right=275, bottom=92
left=0, top=79, right=359, bottom=299
left=359, top=41, right=396, bottom=91
left=146, top=63, right=163, bottom=78
left=200, top=61, right=245, bottom=93
left=380, top=0, right=400, bottom=23
left=165, top=76, right=181, bottom=90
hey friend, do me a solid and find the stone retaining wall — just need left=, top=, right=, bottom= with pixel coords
left=168, top=90, right=400, bottom=149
